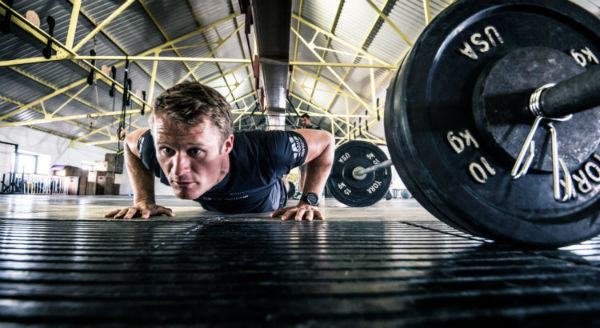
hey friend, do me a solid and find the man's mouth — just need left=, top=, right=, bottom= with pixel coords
left=172, top=181, right=196, bottom=188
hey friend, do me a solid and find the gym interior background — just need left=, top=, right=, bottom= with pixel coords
left=1, top=0, right=600, bottom=326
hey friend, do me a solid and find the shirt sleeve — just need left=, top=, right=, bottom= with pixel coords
left=261, top=130, right=308, bottom=177
left=136, top=130, right=170, bottom=185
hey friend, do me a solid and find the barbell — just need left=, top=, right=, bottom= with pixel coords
left=327, top=141, right=393, bottom=207
left=328, top=0, right=600, bottom=247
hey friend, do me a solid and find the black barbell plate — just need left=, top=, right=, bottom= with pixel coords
left=384, top=0, right=600, bottom=247
left=327, top=141, right=392, bottom=207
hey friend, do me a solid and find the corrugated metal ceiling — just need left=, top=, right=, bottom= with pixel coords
left=0, top=0, right=599, bottom=150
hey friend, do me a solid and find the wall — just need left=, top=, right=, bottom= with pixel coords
left=0, top=126, right=106, bottom=170
left=0, top=126, right=173, bottom=196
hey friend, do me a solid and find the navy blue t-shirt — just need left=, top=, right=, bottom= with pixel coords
left=137, top=130, right=308, bottom=213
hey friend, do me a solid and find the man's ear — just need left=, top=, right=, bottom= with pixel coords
left=222, top=134, right=234, bottom=154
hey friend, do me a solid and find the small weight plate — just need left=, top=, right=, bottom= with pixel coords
left=287, top=181, right=296, bottom=199
left=327, top=141, right=392, bottom=207
left=384, top=0, right=600, bottom=247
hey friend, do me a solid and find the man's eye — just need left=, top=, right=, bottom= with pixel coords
left=188, top=148, right=203, bottom=157
left=160, top=147, right=174, bottom=156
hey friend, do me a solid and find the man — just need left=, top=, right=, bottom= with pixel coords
left=299, top=113, right=320, bottom=192
left=105, top=82, right=334, bottom=221
left=300, top=113, right=318, bottom=130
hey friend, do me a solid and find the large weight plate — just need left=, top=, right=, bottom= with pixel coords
left=327, top=141, right=392, bottom=207
left=384, top=0, right=600, bottom=247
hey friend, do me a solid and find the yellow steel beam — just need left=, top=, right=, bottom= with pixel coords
left=309, top=46, right=375, bottom=61
left=221, top=70, right=252, bottom=102
left=168, top=42, right=220, bottom=51
left=346, top=118, right=384, bottom=143
left=350, top=69, right=392, bottom=115
left=3, top=115, right=111, bottom=147
left=230, top=90, right=257, bottom=105
left=210, top=26, right=242, bottom=106
left=0, top=4, right=151, bottom=110
left=293, top=67, right=373, bottom=105
left=294, top=110, right=368, bottom=119
left=1, top=2, right=247, bottom=136
left=68, top=0, right=170, bottom=92
left=290, top=0, right=304, bottom=99
left=75, top=55, right=251, bottom=63
left=65, top=0, right=82, bottom=49
left=7, top=66, right=143, bottom=130
left=137, top=0, right=201, bottom=83
left=305, top=0, right=344, bottom=104
left=69, top=118, right=123, bottom=146
left=202, top=63, right=249, bottom=85
left=176, top=23, right=246, bottom=84
left=232, top=99, right=259, bottom=124
left=50, top=83, right=89, bottom=117
left=291, top=61, right=395, bottom=69
left=0, top=94, right=111, bottom=138
left=78, top=12, right=240, bottom=101
left=134, top=13, right=241, bottom=59
left=0, top=56, right=63, bottom=67
left=369, top=60, right=377, bottom=113
left=291, top=27, right=375, bottom=113
left=40, top=101, right=48, bottom=116
left=304, top=64, right=388, bottom=143
left=7, top=0, right=160, bottom=128
left=0, top=110, right=141, bottom=127
left=323, top=0, right=394, bottom=114
left=345, top=95, right=350, bottom=140
left=147, top=51, right=159, bottom=108
left=290, top=93, right=347, bottom=131
left=73, top=0, right=137, bottom=53
left=292, top=14, right=391, bottom=65
left=0, top=3, right=66, bottom=57
left=0, top=55, right=279, bottom=67
left=423, top=0, right=432, bottom=25
left=365, top=0, right=413, bottom=46
left=72, top=138, right=120, bottom=147
left=335, top=135, right=383, bottom=144
left=0, top=79, right=86, bottom=121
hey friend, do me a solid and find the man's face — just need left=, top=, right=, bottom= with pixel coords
left=301, top=117, right=311, bottom=127
left=153, top=114, right=233, bottom=200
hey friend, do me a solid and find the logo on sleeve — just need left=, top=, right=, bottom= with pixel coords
left=289, top=135, right=307, bottom=162
left=137, top=135, right=145, bottom=154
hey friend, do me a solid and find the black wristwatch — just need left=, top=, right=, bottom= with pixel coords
left=300, top=192, right=320, bottom=206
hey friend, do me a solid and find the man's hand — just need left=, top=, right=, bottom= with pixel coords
left=104, top=203, right=174, bottom=219
left=271, top=203, right=324, bottom=221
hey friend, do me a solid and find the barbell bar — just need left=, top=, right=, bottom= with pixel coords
left=352, top=159, right=393, bottom=180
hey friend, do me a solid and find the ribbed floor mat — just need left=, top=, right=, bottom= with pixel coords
left=0, top=218, right=598, bottom=327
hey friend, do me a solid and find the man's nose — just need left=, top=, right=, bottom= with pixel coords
left=172, top=153, right=191, bottom=175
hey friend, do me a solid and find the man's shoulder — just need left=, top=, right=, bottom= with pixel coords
left=232, top=130, right=303, bottom=157
left=136, top=129, right=154, bottom=154
left=234, top=130, right=290, bottom=142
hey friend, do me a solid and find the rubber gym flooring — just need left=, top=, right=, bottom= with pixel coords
left=0, top=194, right=599, bottom=327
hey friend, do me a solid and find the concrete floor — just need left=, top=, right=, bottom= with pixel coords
left=0, top=194, right=598, bottom=326
left=0, top=194, right=437, bottom=222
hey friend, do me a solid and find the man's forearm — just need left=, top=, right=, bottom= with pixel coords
left=302, top=139, right=334, bottom=197
left=125, top=144, right=156, bottom=205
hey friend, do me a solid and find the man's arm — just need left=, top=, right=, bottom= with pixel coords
left=104, top=128, right=174, bottom=219
left=271, top=129, right=334, bottom=221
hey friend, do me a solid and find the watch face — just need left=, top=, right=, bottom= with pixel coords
left=306, top=193, right=319, bottom=205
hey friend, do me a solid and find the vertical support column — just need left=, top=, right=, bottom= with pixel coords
left=423, top=0, right=431, bottom=25
left=148, top=51, right=159, bottom=105
left=65, top=0, right=81, bottom=50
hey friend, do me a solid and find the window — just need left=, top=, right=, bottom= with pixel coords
left=17, top=153, right=38, bottom=174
